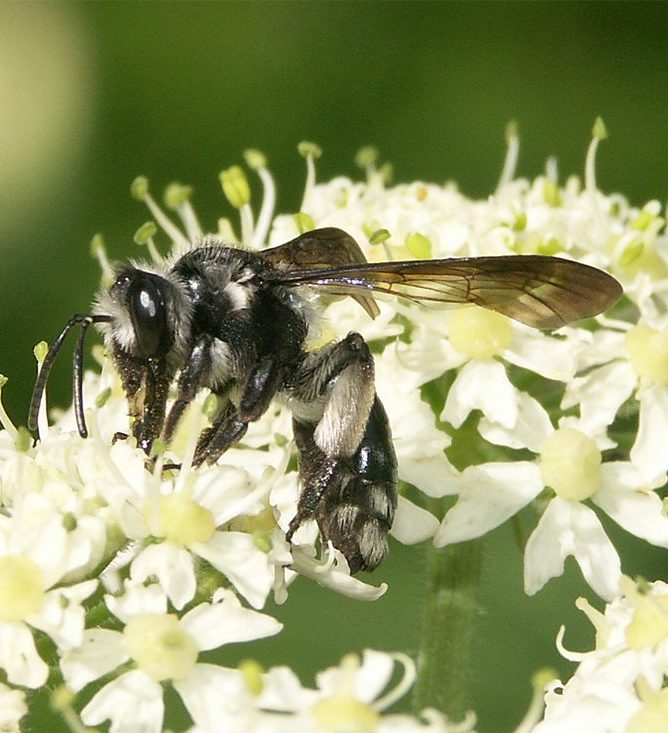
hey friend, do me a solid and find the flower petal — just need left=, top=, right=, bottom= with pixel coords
left=130, top=542, right=196, bottom=611
left=631, top=384, right=668, bottom=481
left=594, top=462, right=668, bottom=547
left=0, top=621, right=47, bottom=688
left=479, top=390, right=553, bottom=451
left=81, top=669, right=164, bottom=733
left=434, top=461, right=542, bottom=546
left=60, top=628, right=128, bottom=692
left=524, top=498, right=621, bottom=600
left=390, top=496, right=439, bottom=545
left=441, top=360, right=517, bottom=429
left=180, top=592, right=282, bottom=650
left=192, top=531, right=276, bottom=610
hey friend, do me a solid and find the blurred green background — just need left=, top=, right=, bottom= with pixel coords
left=2, top=2, right=668, bottom=731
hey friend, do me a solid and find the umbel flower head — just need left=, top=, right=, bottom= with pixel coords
left=0, top=121, right=666, bottom=731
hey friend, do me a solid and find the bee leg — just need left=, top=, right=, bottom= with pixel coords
left=288, top=397, right=397, bottom=573
left=285, top=332, right=397, bottom=572
left=192, top=355, right=284, bottom=466
left=112, top=344, right=173, bottom=454
left=192, top=401, right=248, bottom=466
left=163, top=335, right=212, bottom=443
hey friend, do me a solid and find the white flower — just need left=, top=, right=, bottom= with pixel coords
left=563, top=313, right=668, bottom=480
left=60, top=584, right=282, bottom=733
left=436, top=391, right=668, bottom=600
left=534, top=577, right=668, bottom=733
left=0, top=491, right=96, bottom=687
left=0, top=683, right=27, bottom=732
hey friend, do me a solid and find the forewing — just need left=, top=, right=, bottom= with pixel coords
left=262, top=227, right=380, bottom=318
left=261, top=255, right=623, bottom=329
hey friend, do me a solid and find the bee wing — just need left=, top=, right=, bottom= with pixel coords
left=261, top=228, right=380, bottom=318
left=261, top=255, right=623, bottom=329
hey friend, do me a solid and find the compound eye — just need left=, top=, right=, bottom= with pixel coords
left=129, top=276, right=171, bottom=358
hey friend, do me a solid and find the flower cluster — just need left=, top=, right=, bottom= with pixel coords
left=534, top=576, right=668, bottom=732
left=0, top=122, right=666, bottom=730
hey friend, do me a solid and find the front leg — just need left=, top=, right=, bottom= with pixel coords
left=163, top=334, right=213, bottom=443
left=111, top=344, right=172, bottom=454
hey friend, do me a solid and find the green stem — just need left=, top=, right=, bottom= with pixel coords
left=412, top=539, right=484, bottom=720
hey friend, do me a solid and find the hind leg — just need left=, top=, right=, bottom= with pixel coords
left=285, top=333, right=397, bottom=572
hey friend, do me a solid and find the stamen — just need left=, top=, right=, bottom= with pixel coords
left=585, top=117, right=609, bottom=232
left=90, top=233, right=115, bottom=287
left=371, top=652, right=417, bottom=711
left=298, top=141, right=322, bottom=211
left=495, top=120, right=519, bottom=193
left=131, top=176, right=190, bottom=252
left=512, top=668, right=556, bottom=733
left=133, top=221, right=164, bottom=265
left=554, top=624, right=588, bottom=663
left=585, top=116, right=608, bottom=196
left=34, top=341, right=49, bottom=440
left=355, top=146, right=379, bottom=182
left=220, top=166, right=254, bottom=246
left=244, top=149, right=276, bottom=248
left=164, top=182, right=204, bottom=243
left=0, top=375, right=18, bottom=442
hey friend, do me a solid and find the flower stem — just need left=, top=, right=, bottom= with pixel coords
left=413, top=539, right=484, bottom=720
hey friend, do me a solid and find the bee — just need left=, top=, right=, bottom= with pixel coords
left=28, top=228, right=622, bottom=573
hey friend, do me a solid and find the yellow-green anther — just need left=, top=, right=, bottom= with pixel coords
left=151, top=438, right=168, bottom=458
left=34, top=341, right=49, bottom=363
left=131, top=176, right=150, bottom=201
left=0, top=374, right=7, bottom=389
left=89, top=233, right=105, bottom=258
left=62, top=513, right=77, bottom=532
left=537, top=238, right=562, bottom=255
left=405, top=232, right=432, bottom=259
left=252, top=530, right=272, bottom=553
left=513, top=212, right=527, bottom=231
left=298, top=141, right=322, bottom=159
left=496, top=120, right=520, bottom=192
left=369, top=228, right=391, bottom=245
left=50, top=685, right=75, bottom=712
left=134, top=221, right=158, bottom=245
left=95, top=387, right=112, bottom=409
left=275, top=433, right=288, bottom=447
left=378, top=162, right=394, bottom=185
left=293, top=212, right=315, bottom=234
left=243, top=148, right=267, bottom=170
left=632, top=210, right=654, bottom=231
left=532, top=668, right=557, bottom=689
left=592, top=116, right=608, bottom=140
left=202, top=393, right=219, bottom=419
left=620, top=240, right=644, bottom=267
left=239, top=659, right=264, bottom=696
left=164, top=183, right=193, bottom=210
left=220, top=166, right=251, bottom=209
left=543, top=180, right=562, bottom=207
left=15, top=426, right=32, bottom=452
left=505, top=119, right=519, bottom=144
left=355, top=146, right=379, bottom=169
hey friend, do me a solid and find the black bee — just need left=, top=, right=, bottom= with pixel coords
left=28, top=228, right=622, bottom=573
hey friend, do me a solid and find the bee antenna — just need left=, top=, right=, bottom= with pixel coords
left=28, top=314, right=112, bottom=438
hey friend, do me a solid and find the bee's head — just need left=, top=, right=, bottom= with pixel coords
left=94, top=265, right=193, bottom=361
